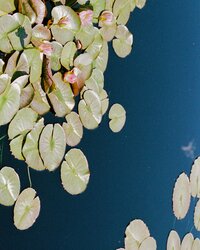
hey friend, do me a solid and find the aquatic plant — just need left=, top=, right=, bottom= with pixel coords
left=117, top=156, right=200, bottom=249
left=0, top=0, right=146, bottom=230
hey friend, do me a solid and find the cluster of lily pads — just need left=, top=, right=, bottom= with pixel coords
left=117, top=157, right=200, bottom=250
left=0, top=0, right=146, bottom=230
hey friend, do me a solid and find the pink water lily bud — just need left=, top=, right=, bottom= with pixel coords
left=64, top=67, right=81, bottom=84
left=79, top=10, right=93, bottom=26
left=39, top=41, right=53, bottom=56
left=99, top=11, right=115, bottom=27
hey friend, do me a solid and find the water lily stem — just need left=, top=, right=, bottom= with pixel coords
left=27, top=166, right=32, bottom=188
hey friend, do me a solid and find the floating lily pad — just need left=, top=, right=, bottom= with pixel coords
left=0, top=82, right=21, bottom=126
left=194, top=199, right=200, bottom=231
left=113, top=25, right=133, bottom=58
left=30, top=80, right=50, bottom=115
left=109, top=103, right=126, bottom=133
left=167, top=230, right=181, bottom=250
left=139, top=237, right=157, bottom=250
left=10, top=135, right=25, bottom=160
left=190, top=157, right=200, bottom=198
left=19, top=84, right=34, bottom=108
left=0, top=74, right=11, bottom=95
left=172, top=173, right=191, bottom=220
left=192, top=238, right=200, bottom=250
left=181, top=233, right=194, bottom=250
left=78, top=90, right=102, bottom=129
left=24, top=48, right=43, bottom=83
left=125, top=219, right=150, bottom=249
left=94, top=41, right=108, bottom=72
left=14, top=188, right=40, bottom=230
left=61, top=148, right=90, bottom=195
left=0, top=166, right=20, bottom=206
left=48, top=72, right=75, bottom=117
left=39, top=124, right=66, bottom=171
left=75, top=25, right=96, bottom=49
left=0, top=0, right=16, bottom=15
left=8, top=107, right=38, bottom=140
left=51, top=6, right=80, bottom=45
left=50, top=41, right=62, bottom=71
left=23, top=118, right=45, bottom=171
left=63, top=112, right=83, bottom=147
left=61, top=41, right=77, bottom=70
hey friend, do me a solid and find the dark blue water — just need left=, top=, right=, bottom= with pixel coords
left=0, top=1, right=200, bottom=249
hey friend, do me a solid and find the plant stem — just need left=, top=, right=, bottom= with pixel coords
left=27, top=166, right=32, bottom=188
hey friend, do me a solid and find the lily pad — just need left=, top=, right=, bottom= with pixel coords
left=167, top=230, right=181, bottom=250
left=78, top=90, right=102, bottom=129
left=39, top=124, right=66, bottom=171
left=14, top=187, right=40, bottom=230
left=190, top=157, right=200, bottom=198
left=8, top=107, right=38, bottom=140
left=0, top=82, right=21, bottom=126
left=61, top=148, right=90, bottom=195
left=23, top=118, right=45, bottom=171
left=63, top=112, right=83, bottom=147
left=10, top=135, right=25, bottom=160
left=48, top=72, right=75, bottom=117
left=113, top=25, right=133, bottom=58
left=61, top=41, right=77, bottom=70
left=0, top=166, right=20, bottom=206
left=172, top=173, right=191, bottom=220
left=109, top=103, right=126, bottom=133
left=181, top=233, right=194, bottom=250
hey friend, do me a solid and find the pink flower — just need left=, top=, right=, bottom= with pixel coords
left=58, top=16, right=72, bottom=29
left=79, top=10, right=93, bottom=26
left=39, top=41, right=53, bottom=56
left=99, top=11, right=115, bottom=27
left=64, top=67, right=81, bottom=84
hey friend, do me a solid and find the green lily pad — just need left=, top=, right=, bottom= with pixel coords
left=109, top=103, right=126, bottom=133
left=30, top=80, right=50, bottom=115
left=61, top=148, right=90, bottom=195
left=39, top=124, right=66, bottom=171
left=0, top=166, right=20, bottom=206
left=78, top=90, right=102, bottom=129
left=63, top=112, right=83, bottom=147
left=23, top=118, right=45, bottom=171
left=0, top=82, right=21, bottom=126
left=24, top=48, right=43, bottom=83
left=14, top=188, right=40, bottom=230
left=61, top=41, right=76, bottom=70
left=8, top=107, right=38, bottom=140
left=48, top=72, right=75, bottom=117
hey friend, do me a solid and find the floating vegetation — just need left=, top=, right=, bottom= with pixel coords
left=0, top=0, right=146, bottom=230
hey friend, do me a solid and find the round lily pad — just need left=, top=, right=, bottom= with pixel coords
left=61, top=148, right=90, bottom=195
